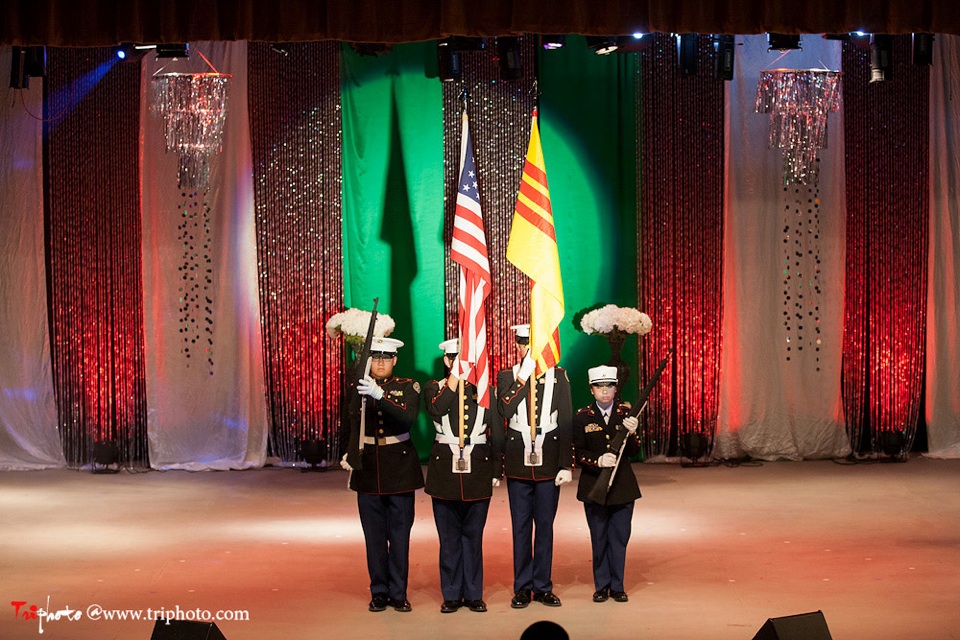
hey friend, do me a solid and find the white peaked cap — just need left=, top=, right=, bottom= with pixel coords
left=510, top=324, right=530, bottom=339
left=588, top=365, right=618, bottom=385
left=438, top=338, right=460, bottom=354
left=370, top=336, right=404, bottom=353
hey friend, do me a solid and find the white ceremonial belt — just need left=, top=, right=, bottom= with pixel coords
left=362, top=433, right=410, bottom=446
left=508, top=419, right=558, bottom=435
left=435, top=434, right=487, bottom=446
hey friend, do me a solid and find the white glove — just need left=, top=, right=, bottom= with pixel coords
left=597, top=452, right=617, bottom=468
left=340, top=453, right=353, bottom=472
left=623, top=416, right=639, bottom=433
left=492, top=477, right=501, bottom=488
left=357, top=375, right=384, bottom=400
left=453, top=362, right=471, bottom=380
left=554, top=469, right=572, bottom=486
left=517, top=355, right=536, bottom=381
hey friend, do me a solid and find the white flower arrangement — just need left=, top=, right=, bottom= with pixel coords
left=326, top=308, right=395, bottom=348
left=579, top=304, right=652, bottom=336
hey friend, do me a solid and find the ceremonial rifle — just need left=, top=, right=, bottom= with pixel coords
left=344, top=298, right=379, bottom=473
left=586, top=347, right=674, bottom=505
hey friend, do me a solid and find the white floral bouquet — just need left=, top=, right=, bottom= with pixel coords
left=578, top=304, right=652, bottom=336
left=326, top=308, right=395, bottom=349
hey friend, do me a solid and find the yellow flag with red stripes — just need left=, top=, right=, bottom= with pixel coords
left=507, top=110, right=564, bottom=375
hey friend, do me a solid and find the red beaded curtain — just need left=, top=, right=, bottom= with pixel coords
left=841, top=36, right=929, bottom=455
left=638, top=34, right=724, bottom=459
left=44, top=48, right=147, bottom=467
left=441, top=38, right=536, bottom=376
left=248, top=42, right=344, bottom=464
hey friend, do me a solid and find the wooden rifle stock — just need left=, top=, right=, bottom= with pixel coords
left=586, top=348, right=675, bottom=505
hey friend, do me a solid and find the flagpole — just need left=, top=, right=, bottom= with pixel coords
left=458, top=376, right=467, bottom=471
left=528, top=286, right=538, bottom=464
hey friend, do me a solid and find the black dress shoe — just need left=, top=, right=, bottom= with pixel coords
left=610, top=590, right=629, bottom=603
left=466, top=599, right=487, bottom=612
left=533, top=591, right=562, bottom=607
left=440, top=600, right=462, bottom=613
left=391, top=598, right=412, bottom=612
left=592, top=587, right=610, bottom=603
left=368, top=595, right=389, bottom=612
left=510, top=589, right=532, bottom=608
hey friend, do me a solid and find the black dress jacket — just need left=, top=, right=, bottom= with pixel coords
left=572, top=402, right=642, bottom=505
left=497, top=366, right=573, bottom=481
left=423, top=379, right=504, bottom=501
left=345, top=375, right=425, bottom=494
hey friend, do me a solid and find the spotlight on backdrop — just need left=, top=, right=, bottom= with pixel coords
left=541, top=34, right=566, bottom=50
left=92, top=441, right=120, bottom=474
left=713, top=34, right=736, bottom=81
left=298, top=438, right=327, bottom=472
left=496, top=37, right=522, bottom=80
left=586, top=36, right=619, bottom=55
left=879, top=430, right=909, bottom=462
left=151, top=619, right=227, bottom=640
left=869, top=34, right=893, bottom=83
left=679, top=432, right=710, bottom=467
left=767, top=33, right=802, bottom=51
left=677, top=33, right=699, bottom=76
left=115, top=43, right=154, bottom=62
left=912, top=33, right=934, bottom=65
left=752, top=610, right=833, bottom=640
left=156, top=44, right=190, bottom=59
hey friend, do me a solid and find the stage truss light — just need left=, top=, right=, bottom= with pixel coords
left=869, top=34, right=893, bottom=83
left=496, top=36, right=522, bottom=80
left=586, top=36, right=619, bottom=55
left=114, top=43, right=154, bottom=62
left=437, top=38, right=462, bottom=82
left=768, top=33, right=802, bottom=51
left=912, top=33, right=934, bottom=65
left=713, top=34, right=735, bottom=81
left=677, top=33, right=699, bottom=76
left=156, top=43, right=189, bottom=59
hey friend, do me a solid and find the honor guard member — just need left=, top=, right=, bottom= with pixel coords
left=424, top=338, right=505, bottom=614
left=497, top=323, right=573, bottom=609
left=572, top=365, right=641, bottom=604
left=340, top=336, right=424, bottom=613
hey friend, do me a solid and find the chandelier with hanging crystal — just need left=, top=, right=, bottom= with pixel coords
left=151, top=71, right=231, bottom=190
left=755, top=69, right=842, bottom=186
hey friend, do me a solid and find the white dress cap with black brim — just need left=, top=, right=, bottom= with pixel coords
left=369, top=336, right=404, bottom=356
left=588, top=365, right=618, bottom=385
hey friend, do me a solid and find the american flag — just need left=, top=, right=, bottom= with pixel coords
left=450, top=110, right=492, bottom=408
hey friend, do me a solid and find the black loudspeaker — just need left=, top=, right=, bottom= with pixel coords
left=752, top=611, right=832, bottom=640
left=150, top=619, right=227, bottom=640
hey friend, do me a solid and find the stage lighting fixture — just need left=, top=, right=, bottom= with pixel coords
left=912, top=33, right=934, bottom=65
left=115, top=43, right=153, bottom=62
left=768, top=33, right=801, bottom=51
left=869, top=34, right=893, bottom=83
left=879, top=431, right=908, bottom=462
left=437, top=38, right=462, bottom=82
left=612, top=34, right=653, bottom=55
left=92, top=441, right=120, bottom=474
left=9, top=46, right=46, bottom=89
left=496, top=37, right=522, bottom=80
left=298, top=438, right=327, bottom=472
left=849, top=31, right=872, bottom=50
left=677, top=33, right=699, bottom=76
left=156, top=43, right=189, bottom=59
left=541, top=34, right=566, bottom=50
left=586, top=36, right=619, bottom=55
left=713, top=34, right=735, bottom=81
left=679, top=432, right=710, bottom=467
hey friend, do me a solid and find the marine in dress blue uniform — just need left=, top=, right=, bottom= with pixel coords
left=571, top=365, right=642, bottom=604
left=424, top=338, right=504, bottom=613
left=341, top=336, right=424, bottom=613
left=497, top=324, right=573, bottom=608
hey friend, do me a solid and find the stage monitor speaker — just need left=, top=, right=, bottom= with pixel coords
left=752, top=611, right=832, bottom=640
left=150, top=619, right=227, bottom=640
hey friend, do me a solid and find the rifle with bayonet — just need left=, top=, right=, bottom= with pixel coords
left=586, top=347, right=674, bottom=505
